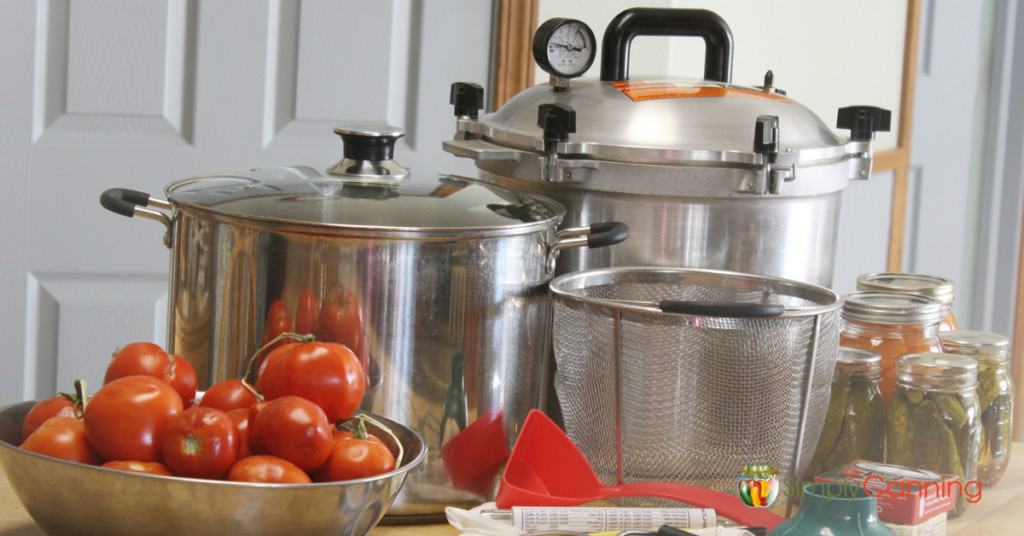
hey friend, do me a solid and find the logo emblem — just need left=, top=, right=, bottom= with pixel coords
left=737, top=464, right=780, bottom=508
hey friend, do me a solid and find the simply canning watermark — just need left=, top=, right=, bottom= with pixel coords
left=737, top=464, right=983, bottom=508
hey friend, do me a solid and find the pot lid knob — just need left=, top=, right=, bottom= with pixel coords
left=450, top=82, right=485, bottom=119
left=537, top=103, right=576, bottom=151
left=329, top=125, right=408, bottom=179
left=836, top=106, right=892, bottom=141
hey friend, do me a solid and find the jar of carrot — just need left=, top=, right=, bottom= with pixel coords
left=856, top=272, right=958, bottom=332
left=840, top=292, right=944, bottom=405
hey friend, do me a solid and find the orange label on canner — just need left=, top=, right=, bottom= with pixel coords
left=611, top=80, right=788, bottom=102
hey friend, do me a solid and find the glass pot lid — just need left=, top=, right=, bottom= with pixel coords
left=166, top=126, right=564, bottom=236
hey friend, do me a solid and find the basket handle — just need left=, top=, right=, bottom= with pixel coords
left=658, top=300, right=785, bottom=318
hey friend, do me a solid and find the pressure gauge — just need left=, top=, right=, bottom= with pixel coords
left=532, top=18, right=597, bottom=79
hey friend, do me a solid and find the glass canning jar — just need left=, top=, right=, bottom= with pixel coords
left=840, top=292, right=944, bottom=405
left=941, top=330, right=1013, bottom=485
left=887, top=352, right=980, bottom=517
left=857, top=272, right=958, bottom=332
left=805, top=348, right=884, bottom=479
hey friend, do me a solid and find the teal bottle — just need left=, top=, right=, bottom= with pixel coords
left=770, top=483, right=895, bottom=536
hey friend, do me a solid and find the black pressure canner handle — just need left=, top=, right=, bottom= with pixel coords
left=658, top=300, right=785, bottom=318
left=600, top=8, right=734, bottom=83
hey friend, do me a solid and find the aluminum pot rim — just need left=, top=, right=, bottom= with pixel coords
left=550, top=266, right=842, bottom=318
left=0, top=402, right=427, bottom=490
left=163, top=173, right=568, bottom=239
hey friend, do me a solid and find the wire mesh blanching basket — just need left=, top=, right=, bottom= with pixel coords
left=550, top=267, right=842, bottom=493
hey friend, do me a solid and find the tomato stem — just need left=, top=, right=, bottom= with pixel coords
left=73, top=379, right=89, bottom=419
left=241, top=331, right=315, bottom=385
left=352, top=417, right=369, bottom=440
left=240, top=378, right=264, bottom=402
left=357, top=414, right=404, bottom=470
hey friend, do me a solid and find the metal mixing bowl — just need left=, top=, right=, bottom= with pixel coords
left=0, top=401, right=425, bottom=536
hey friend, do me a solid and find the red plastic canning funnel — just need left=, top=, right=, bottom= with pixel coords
left=496, top=410, right=783, bottom=529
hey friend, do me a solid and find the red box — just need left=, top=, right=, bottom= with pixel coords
left=813, top=460, right=957, bottom=525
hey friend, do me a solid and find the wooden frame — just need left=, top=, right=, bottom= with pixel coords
left=491, top=0, right=539, bottom=109
left=491, top=0, right=921, bottom=268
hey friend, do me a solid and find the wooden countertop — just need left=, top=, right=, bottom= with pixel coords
left=2, top=451, right=1022, bottom=535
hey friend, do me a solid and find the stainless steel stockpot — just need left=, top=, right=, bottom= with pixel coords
left=444, top=7, right=890, bottom=286
left=100, top=126, right=628, bottom=519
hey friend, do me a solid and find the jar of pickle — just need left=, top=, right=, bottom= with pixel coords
left=840, top=292, right=944, bottom=404
left=941, top=330, right=1013, bottom=485
left=857, top=272, right=958, bottom=332
left=887, top=353, right=980, bottom=516
left=805, top=348, right=884, bottom=478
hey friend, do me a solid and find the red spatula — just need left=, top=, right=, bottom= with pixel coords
left=496, top=410, right=783, bottom=529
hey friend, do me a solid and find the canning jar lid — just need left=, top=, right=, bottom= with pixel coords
left=856, top=272, right=955, bottom=306
left=897, top=352, right=978, bottom=391
left=837, top=347, right=881, bottom=378
left=166, top=127, right=565, bottom=237
left=940, top=330, right=1010, bottom=363
left=842, top=291, right=944, bottom=325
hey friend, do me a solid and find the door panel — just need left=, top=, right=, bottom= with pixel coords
left=3, top=0, right=493, bottom=402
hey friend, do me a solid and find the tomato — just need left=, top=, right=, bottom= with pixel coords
left=294, top=288, right=320, bottom=335
left=166, top=356, right=198, bottom=407
left=262, top=300, right=293, bottom=345
left=267, top=299, right=288, bottom=320
left=102, top=460, right=172, bottom=476
left=315, top=437, right=396, bottom=482
left=227, top=455, right=311, bottom=484
left=258, top=342, right=366, bottom=422
left=332, top=428, right=383, bottom=444
left=21, top=416, right=100, bottom=465
left=21, top=395, right=77, bottom=441
left=317, top=290, right=368, bottom=372
left=104, top=342, right=198, bottom=406
left=85, top=375, right=183, bottom=462
left=161, top=407, right=239, bottom=479
left=249, top=396, right=332, bottom=471
left=226, top=408, right=252, bottom=459
left=199, top=379, right=260, bottom=412
left=247, top=399, right=271, bottom=427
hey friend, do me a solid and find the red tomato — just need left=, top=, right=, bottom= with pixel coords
left=21, top=416, right=100, bottom=465
left=249, top=396, right=332, bottom=471
left=226, top=408, right=252, bottom=459
left=317, top=291, right=368, bottom=372
left=257, top=342, right=366, bottom=422
left=247, top=400, right=271, bottom=427
left=102, top=460, right=173, bottom=476
left=227, top=455, right=311, bottom=484
left=262, top=300, right=293, bottom=345
left=21, top=395, right=77, bottom=441
left=332, top=429, right=384, bottom=444
left=167, top=356, right=198, bottom=407
left=267, top=299, right=288, bottom=320
left=199, top=379, right=260, bottom=412
left=162, top=407, right=239, bottom=479
left=294, top=288, right=320, bottom=335
left=104, top=342, right=198, bottom=406
left=315, top=437, right=396, bottom=482
left=85, top=375, right=183, bottom=462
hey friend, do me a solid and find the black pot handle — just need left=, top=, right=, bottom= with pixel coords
left=600, top=8, right=733, bottom=83
left=658, top=300, right=785, bottom=318
left=100, top=188, right=152, bottom=218
left=587, top=221, right=629, bottom=248
left=100, top=188, right=173, bottom=247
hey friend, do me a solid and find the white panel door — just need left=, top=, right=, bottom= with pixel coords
left=0, top=0, right=493, bottom=403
